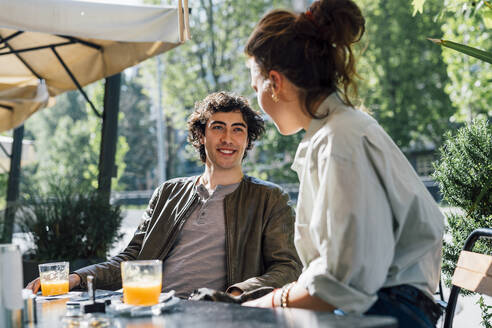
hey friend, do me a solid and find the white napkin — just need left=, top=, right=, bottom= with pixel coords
left=35, top=291, right=84, bottom=301
left=1, top=245, right=23, bottom=310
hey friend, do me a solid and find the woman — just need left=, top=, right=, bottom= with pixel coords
left=242, top=1, right=444, bottom=327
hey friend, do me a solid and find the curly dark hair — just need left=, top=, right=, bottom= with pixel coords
left=187, top=92, right=265, bottom=163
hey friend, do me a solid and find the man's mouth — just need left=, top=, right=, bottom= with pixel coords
left=217, top=148, right=236, bottom=155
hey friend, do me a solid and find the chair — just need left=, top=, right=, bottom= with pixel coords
left=443, top=228, right=492, bottom=328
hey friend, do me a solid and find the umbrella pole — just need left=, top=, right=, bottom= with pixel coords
left=97, top=73, right=121, bottom=203
left=2, top=125, right=24, bottom=243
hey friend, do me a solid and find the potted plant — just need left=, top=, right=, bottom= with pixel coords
left=19, top=182, right=124, bottom=286
left=433, top=118, right=492, bottom=326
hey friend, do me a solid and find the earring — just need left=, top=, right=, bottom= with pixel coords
left=271, top=92, right=279, bottom=103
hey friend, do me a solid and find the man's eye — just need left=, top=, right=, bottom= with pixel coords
left=234, top=128, right=245, bottom=133
left=212, top=125, right=223, bottom=130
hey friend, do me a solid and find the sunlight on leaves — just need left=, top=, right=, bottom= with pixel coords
left=483, top=8, right=492, bottom=28
left=412, top=0, right=426, bottom=15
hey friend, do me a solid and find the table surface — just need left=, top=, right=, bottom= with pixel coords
left=32, top=296, right=398, bottom=328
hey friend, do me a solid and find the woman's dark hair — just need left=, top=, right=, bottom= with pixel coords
left=187, top=91, right=265, bottom=163
left=245, top=0, right=365, bottom=118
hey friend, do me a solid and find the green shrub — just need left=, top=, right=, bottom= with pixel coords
left=19, top=182, right=124, bottom=261
left=434, top=119, right=492, bottom=218
left=433, top=118, right=492, bottom=288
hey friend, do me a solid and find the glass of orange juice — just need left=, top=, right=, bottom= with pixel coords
left=38, top=261, right=69, bottom=296
left=121, top=260, right=162, bottom=306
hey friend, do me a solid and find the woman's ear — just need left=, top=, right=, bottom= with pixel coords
left=268, top=70, right=283, bottom=93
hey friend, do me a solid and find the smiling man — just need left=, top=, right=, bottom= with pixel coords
left=28, top=92, right=301, bottom=299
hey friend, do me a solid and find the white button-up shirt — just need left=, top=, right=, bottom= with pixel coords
left=292, top=93, right=444, bottom=313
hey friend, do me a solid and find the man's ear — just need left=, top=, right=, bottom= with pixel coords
left=268, top=70, right=283, bottom=94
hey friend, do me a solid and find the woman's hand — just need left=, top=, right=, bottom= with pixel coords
left=244, top=284, right=335, bottom=312
left=242, top=292, right=274, bottom=308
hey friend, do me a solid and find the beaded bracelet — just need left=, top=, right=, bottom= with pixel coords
left=280, top=282, right=296, bottom=308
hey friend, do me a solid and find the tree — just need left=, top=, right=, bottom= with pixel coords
left=118, top=71, right=159, bottom=190
left=412, top=2, right=491, bottom=326
left=438, top=2, right=492, bottom=122
left=357, top=0, right=455, bottom=149
left=23, top=83, right=128, bottom=193
left=411, top=0, right=491, bottom=122
left=138, top=0, right=457, bottom=185
left=245, top=120, right=302, bottom=184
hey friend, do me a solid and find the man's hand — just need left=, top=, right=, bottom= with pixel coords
left=26, top=273, right=81, bottom=294
left=242, top=292, right=274, bottom=308
left=69, top=273, right=81, bottom=290
left=25, top=277, right=42, bottom=294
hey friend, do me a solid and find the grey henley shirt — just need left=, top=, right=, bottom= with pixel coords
left=161, top=182, right=240, bottom=298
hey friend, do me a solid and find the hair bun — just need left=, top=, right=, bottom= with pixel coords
left=307, top=0, right=365, bottom=46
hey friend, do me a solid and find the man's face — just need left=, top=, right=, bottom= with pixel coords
left=201, top=111, right=248, bottom=172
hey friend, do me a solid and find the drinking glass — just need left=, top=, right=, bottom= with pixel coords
left=38, top=262, right=69, bottom=296
left=121, top=260, right=162, bottom=306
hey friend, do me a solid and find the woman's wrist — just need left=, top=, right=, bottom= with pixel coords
left=280, top=282, right=296, bottom=308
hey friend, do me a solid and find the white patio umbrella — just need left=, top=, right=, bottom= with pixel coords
left=0, top=0, right=191, bottom=243
left=0, top=0, right=191, bottom=131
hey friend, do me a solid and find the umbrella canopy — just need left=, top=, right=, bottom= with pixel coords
left=0, top=0, right=190, bottom=131
left=0, top=81, right=51, bottom=132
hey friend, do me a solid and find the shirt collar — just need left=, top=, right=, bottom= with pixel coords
left=291, top=92, right=344, bottom=173
left=196, top=180, right=241, bottom=201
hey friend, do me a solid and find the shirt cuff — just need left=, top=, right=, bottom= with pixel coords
left=297, top=257, right=377, bottom=313
left=226, top=285, right=244, bottom=294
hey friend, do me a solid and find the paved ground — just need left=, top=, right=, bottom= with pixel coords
left=442, top=289, right=490, bottom=328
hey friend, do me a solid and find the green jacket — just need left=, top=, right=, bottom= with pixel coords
left=75, top=175, right=301, bottom=293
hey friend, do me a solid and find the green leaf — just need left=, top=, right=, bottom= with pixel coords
left=483, top=8, right=492, bottom=29
left=412, top=0, right=426, bottom=16
left=428, top=38, right=492, bottom=64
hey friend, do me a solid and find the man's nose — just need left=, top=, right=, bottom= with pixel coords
left=220, top=128, right=233, bottom=143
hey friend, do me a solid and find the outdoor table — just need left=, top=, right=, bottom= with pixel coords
left=33, top=294, right=398, bottom=328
